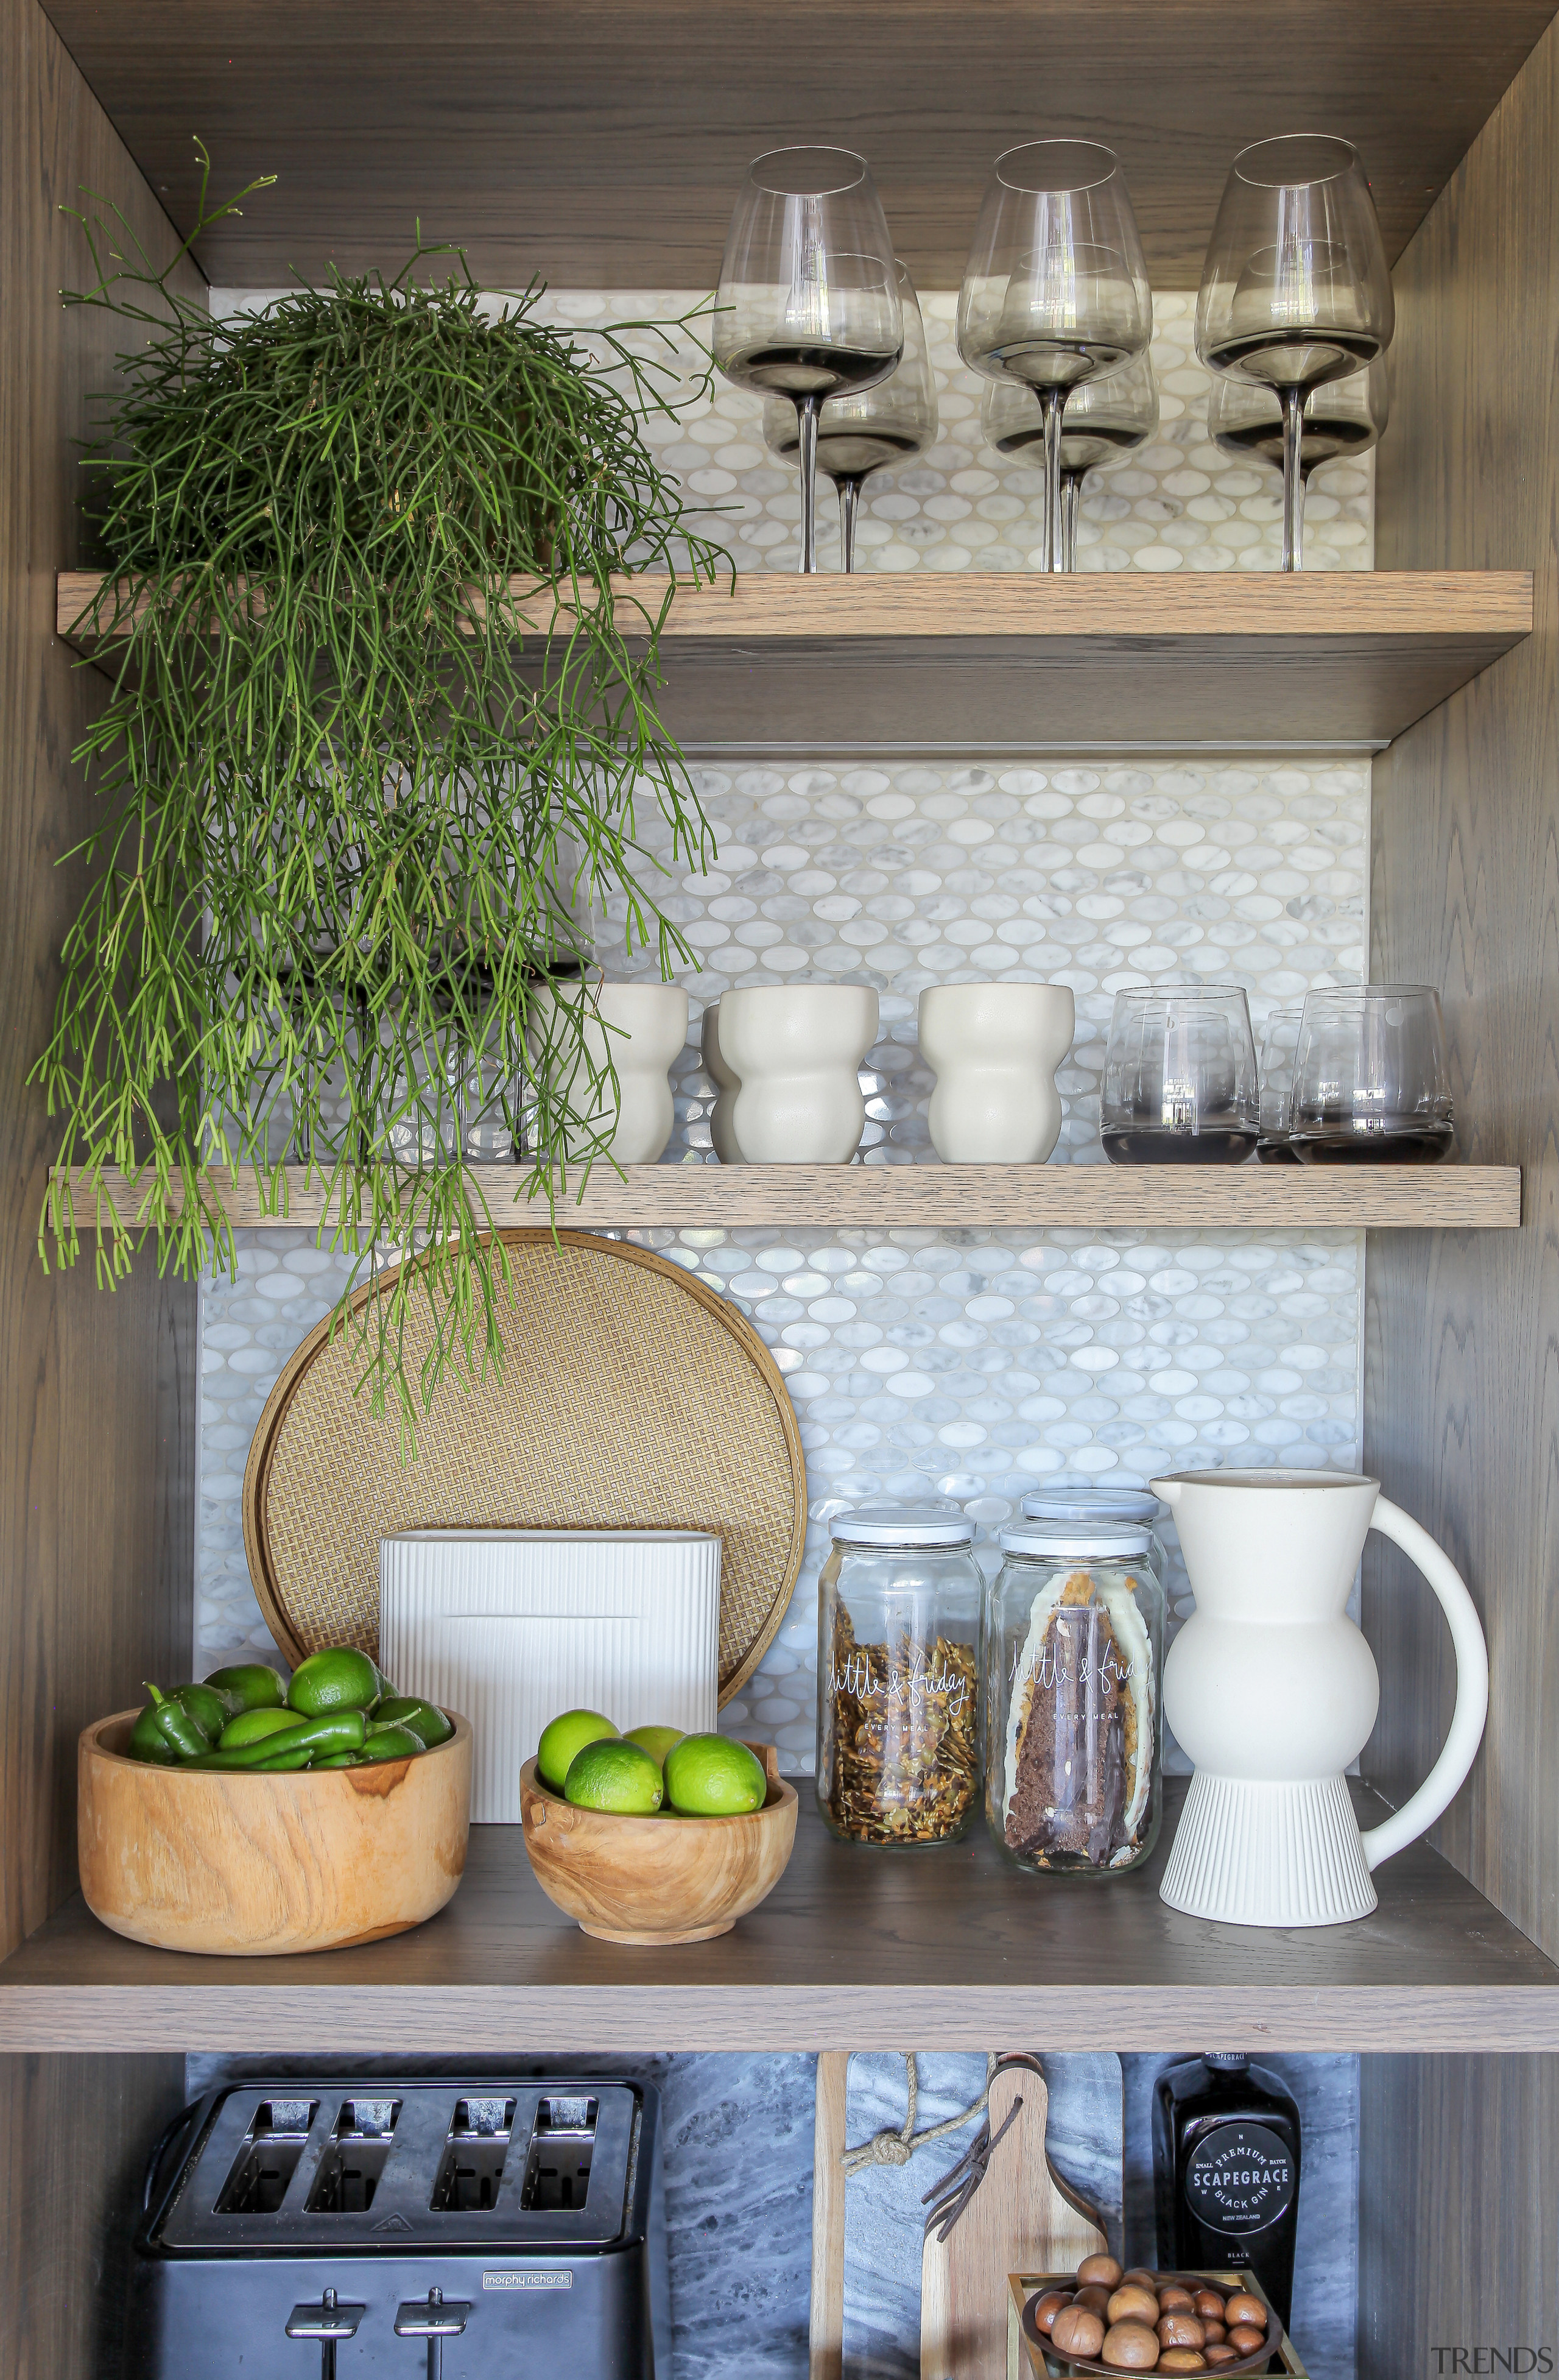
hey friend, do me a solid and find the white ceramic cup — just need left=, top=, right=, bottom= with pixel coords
left=918, top=983, right=1075, bottom=1164
left=527, top=980, right=689, bottom=1163
left=701, top=999, right=745, bottom=1165
left=716, top=984, right=879, bottom=1164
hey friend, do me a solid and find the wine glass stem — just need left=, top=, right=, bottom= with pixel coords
left=1061, top=473, right=1081, bottom=572
left=1280, top=386, right=1306, bottom=571
left=1040, top=388, right=1065, bottom=575
left=839, top=476, right=862, bottom=573
left=795, top=396, right=822, bottom=576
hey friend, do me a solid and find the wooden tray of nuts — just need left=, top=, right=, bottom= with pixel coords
left=1010, top=2260, right=1304, bottom=2378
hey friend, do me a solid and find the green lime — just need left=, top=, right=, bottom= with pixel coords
left=375, top=1695, right=454, bottom=1748
left=663, top=1734, right=767, bottom=1817
left=219, top=1706, right=303, bottom=1750
left=537, top=1708, right=618, bottom=1791
left=356, top=1723, right=424, bottom=1765
left=623, top=1724, right=684, bottom=1769
left=203, top=1662, right=286, bottom=1712
left=563, top=1739, right=664, bottom=1814
left=287, top=1647, right=382, bottom=1717
left=172, top=1681, right=234, bottom=1739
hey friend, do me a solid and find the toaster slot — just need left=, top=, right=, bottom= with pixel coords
left=215, top=2099, right=320, bottom=2216
left=431, top=2096, right=518, bottom=2212
left=520, top=2094, right=598, bottom=2211
left=306, top=2098, right=402, bottom=2214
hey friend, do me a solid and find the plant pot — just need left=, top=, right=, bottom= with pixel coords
left=919, top=983, right=1075, bottom=1163
left=716, top=985, right=879, bottom=1164
left=527, top=981, right=689, bottom=1164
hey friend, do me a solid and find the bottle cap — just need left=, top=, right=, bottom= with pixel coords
left=830, top=1496, right=975, bottom=1548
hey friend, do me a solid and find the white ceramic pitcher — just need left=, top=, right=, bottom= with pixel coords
left=1153, top=1467, right=1488, bottom=1929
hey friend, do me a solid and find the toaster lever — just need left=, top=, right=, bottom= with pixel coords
left=396, top=2287, right=471, bottom=2378
left=286, top=2287, right=364, bottom=2379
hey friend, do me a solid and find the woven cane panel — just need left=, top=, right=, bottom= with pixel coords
left=245, top=1233, right=805, bottom=1697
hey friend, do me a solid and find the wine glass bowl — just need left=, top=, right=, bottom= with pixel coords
left=716, top=147, right=903, bottom=573
left=1100, top=984, right=1259, bottom=1165
left=761, top=258, right=937, bottom=570
left=1289, top=986, right=1455, bottom=1163
left=982, top=350, right=1158, bottom=567
left=1196, top=134, right=1393, bottom=569
left=960, top=140, right=1152, bottom=570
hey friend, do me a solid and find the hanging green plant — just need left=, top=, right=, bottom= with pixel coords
left=40, top=148, right=730, bottom=1442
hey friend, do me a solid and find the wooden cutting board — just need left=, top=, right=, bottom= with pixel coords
left=919, top=2060, right=1107, bottom=2380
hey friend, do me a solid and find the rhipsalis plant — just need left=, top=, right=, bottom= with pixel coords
left=40, top=146, right=730, bottom=1443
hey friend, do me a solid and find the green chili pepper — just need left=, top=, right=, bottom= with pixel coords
left=373, top=1696, right=452, bottom=1748
left=128, top=1703, right=179, bottom=1765
left=144, top=1681, right=212, bottom=1762
left=218, top=1706, right=303, bottom=1751
left=184, top=1709, right=367, bottom=1770
left=312, top=1752, right=360, bottom=1769
left=172, top=1681, right=236, bottom=1740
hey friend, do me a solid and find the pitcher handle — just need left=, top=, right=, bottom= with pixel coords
left=1359, top=1496, right=1489, bottom=1872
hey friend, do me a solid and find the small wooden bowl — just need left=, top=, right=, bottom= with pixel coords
left=78, top=1709, right=473, bottom=1955
left=1021, top=2270, right=1289, bottom=2378
left=519, top=1743, right=797, bottom=1943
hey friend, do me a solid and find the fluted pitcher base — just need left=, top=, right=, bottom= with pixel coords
left=1160, top=1770, right=1378, bottom=1929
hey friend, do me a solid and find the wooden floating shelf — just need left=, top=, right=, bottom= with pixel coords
left=56, top=1162, right=1522, bottom=1234
left=1, top=1784, right=1554, bottom=2053
left=56, top=570, right=1533, bottom=750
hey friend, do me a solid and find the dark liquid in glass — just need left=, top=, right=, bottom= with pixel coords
left=1202, top=327, right=1380, bottom=391
left=722, top=342, right=900, bottom=399
left=992, top=423, right=1143, bottom=470
left=1102, top=1127, right=1259, bottom=1165
left=770, top=426, right=923, bottom=476
left=1215, top=413, right=1376, bottom=471
left=1292, top=1121, right=1454, bottom=1164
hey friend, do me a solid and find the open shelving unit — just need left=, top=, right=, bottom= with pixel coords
left=57, top=567, right=1533, bottom=749
left=10, top=2, right=1559, bottom=2370
left=4, top=1786, right=1556, bottom=2055
left=56, top=1159, right=1526, bottom=1233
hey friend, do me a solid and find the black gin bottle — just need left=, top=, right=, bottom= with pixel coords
left=1152, top=2053, right=1301, bottom=2326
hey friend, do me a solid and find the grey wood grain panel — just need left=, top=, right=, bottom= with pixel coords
left=35, top=1, right=1559, bottom=289
left=1359, top=2055, right=1559, bottom=2378
left=1368, top=10, right=1559, bottom=1960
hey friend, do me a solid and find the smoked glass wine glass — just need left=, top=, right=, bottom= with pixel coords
left=1208, top=353, right=1388, bottom=509
left=959, top=140, right=1152, bottom=574
left=981, top=350, right=1158, bottom=568
left=1195, top=134, right=1393, bottom=571
left=761, top=260, right=938, bottom=570
left=715, top=147, right=903, bottom=574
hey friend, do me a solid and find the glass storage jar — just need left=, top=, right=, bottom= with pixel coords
left=1021, top=1486, right=1169, bottom=1592
left=816, top=1497, right=983, bottom=1846
left=987, top=1519, right=1163, bottom=1876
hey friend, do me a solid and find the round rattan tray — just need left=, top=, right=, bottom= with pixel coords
left=242, top=1229, right=807, bottom=1700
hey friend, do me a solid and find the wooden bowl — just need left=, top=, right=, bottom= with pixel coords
left=77, top=1709, right=473, bottom=1955
left=1021, top=2270, right=1289, bottom=2378
left=519, top=1743, right=797, bottom=1943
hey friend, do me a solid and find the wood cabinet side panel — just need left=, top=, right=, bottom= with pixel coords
left=0, top=0, right=199, bottom=1965
left=1367, top=13, right=1559, bottom=1956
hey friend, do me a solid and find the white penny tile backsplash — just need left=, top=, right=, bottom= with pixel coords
left=198, top=284, right=1371, bottom=1768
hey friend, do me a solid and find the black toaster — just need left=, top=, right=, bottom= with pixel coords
left=130, top=2077, right=668, bottom=2378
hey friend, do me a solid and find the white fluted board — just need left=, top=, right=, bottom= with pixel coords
left=380, top=1530, right=720, bottom=1822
